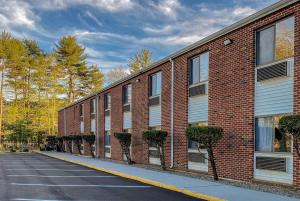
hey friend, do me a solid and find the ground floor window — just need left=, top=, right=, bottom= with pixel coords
left=148, top=126, right=161, bottom=165
left=187, top=121, right=208, bottom=171
left=105, top=131, right=111, bottom=158
left=254, top=115, right=293, bottom=184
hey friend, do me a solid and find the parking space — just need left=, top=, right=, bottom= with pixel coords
left=0, top=153, right=204, bottom=201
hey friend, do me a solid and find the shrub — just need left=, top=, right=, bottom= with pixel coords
left=55, top=136, right=64, bottom=152
left=72, top=135, right=83, bottom=155
left=63, top=135, right=74, bottom=154
left=279, top=115, right=300, bottom=158
left=82, top=134, right=96, bottom=158
left=142, top=130, right=168, bottom=170
left=114, top=132, right=132, bottom=164
left=186, top=125, right=223, bottom=181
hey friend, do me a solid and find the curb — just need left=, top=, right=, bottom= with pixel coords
left=37, top=151, right=226, bottom=201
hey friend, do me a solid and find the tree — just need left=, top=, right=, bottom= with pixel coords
left=128, top=49, right=152, bottom=74
left=114, top=132, right=132, bottom=164
left=279, top=115, right=300, bottom=158
left=106, top=66, right=129, bottom=84
left=82, top=134, right=96, bottom=158
left=142, top=130, right=168, bottom=170
left=0, top=31, right=12, bottom=144
left=186, top=126, right=223, bottom=181
left=84, top=65, right=104, bottom=93
left=54, top=35, right=88, bottom=103
left=5, top=120, right=33, bottom=147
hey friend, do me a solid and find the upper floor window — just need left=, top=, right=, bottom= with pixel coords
left=90, top=99, right=96, bottom=114
left=79, top=104, right=84, bottom=117
left=149, top=72, right=161, bottom=97
left=104, top=93, right=111, bottom=111
left=189, top=52, right=209, bottom=85
left=256, top=16, right=294, bottom=66
left=123, top=84, right=132, bottom=105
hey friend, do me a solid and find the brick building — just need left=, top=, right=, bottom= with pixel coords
left=58, top=0, right=300, bottom=188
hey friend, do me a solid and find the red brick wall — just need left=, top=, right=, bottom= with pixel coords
left=293, top=2, right=300, bottom=189
left=58, top=2, right=300, bottom=188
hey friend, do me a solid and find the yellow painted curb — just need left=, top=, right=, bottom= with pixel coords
left=37, top=152, right=226, bottom=201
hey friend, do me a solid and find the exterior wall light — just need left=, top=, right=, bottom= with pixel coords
left=136, top=79, right=140, bottom=83
left=224, top=39, right=232, bottom=46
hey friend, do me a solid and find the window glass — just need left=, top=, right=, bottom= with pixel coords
left=257, top=26, right=275, bottom=65
left=105, top=131, right=111, bottom=146
left=123, top=85, right=131, bottom=104
left=275, top=16, right=295, bottom=61
left=255, top=116, right=291, bottom=153
left=191, top=57, right=200, bottom=84
left=257, top=16, right=295, bottom=65
left=104, top=93, right=111, bottom=110
left=150, top=72, right=161, bottom=96
left=200, top=52, right=209, bottom=82
left=189, top=52, right=209, bottom=85
left=79, top=104, right=84, bottom=117
left=90, top=99, right=95, bottom=114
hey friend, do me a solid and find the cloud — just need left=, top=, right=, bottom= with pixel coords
left=0, top=0, right=39, bottom=30
left=30, top=0, right=135, bottom=12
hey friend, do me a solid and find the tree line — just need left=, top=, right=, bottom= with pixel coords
left=0, top=31, right=152, bottom=147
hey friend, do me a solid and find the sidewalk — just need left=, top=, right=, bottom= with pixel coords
left=39, top=152, right=300, bottom=201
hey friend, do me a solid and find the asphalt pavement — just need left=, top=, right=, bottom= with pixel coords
left=0, top=153, right=204, bottom=201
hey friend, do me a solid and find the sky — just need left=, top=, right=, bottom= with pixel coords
left=0, top=0, right=279, bottom=72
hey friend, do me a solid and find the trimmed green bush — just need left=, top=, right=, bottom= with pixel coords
left=82, top=134, right=96, bottom=158
left=63, top=135, right=74, bottom=154
left=72, top=135, right=83, bottom=155
left=279, top=115, right=300, bottom=158
left=114, top=132, right=132, bottom=164
left=55, top=136, right=64, bottom=152
left=142, top=130, right=168, bottom=170
left=186, top=125, right=223, bottom=181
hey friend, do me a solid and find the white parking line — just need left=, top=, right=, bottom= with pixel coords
left=8, top=175, right=116, bottom=178
left=5, top=165, right=77, bottom=167
left=11, top=183, right=152, bottom=188
left=6, top=169, right=95, bottom=171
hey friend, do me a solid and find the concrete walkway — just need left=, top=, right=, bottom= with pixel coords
left=40, top=152, right=300, bottom=201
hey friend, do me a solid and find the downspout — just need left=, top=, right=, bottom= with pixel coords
left=96, top=95, right=99, bottom=158
left=169, top=58, right=174, bottom=168
left=64, top=109, right=67, bottom=151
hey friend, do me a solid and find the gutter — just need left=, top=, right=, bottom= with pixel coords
left=169, top=58, right=174, bottom=168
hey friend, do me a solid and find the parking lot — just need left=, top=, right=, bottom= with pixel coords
left=0, top=153, right=203, bottom=201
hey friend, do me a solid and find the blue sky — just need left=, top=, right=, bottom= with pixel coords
left=0, top=0, right=279, bottom=72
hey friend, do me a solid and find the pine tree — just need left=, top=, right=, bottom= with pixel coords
left=54, top=35, right=88, bottom=103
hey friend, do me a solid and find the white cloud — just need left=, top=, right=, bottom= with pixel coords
left=155, top=0, right=180, bottom=19
left=0, top=0, right=39, bottom=30
left=30, top=0, right=135, bottom=12
left=84, top=11, right=103, bottom=27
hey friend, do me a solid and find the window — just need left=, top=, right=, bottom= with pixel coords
left=150, top=72, right=161, bottom=96
left=79, top=104, right=84, bottom=117
left=189, top=52, right=209, bottom=85
left=123, top=84, right=132, bottom=105
left=123, top=128, right=132, bottom=133
left=90, top=99, right=96, bottom=114
left=256, top=16, right=294, bottom=65
left=255, top=116, right=292, bottom=153
left=104, top=93, right=111, bottom=110
left=105, top=131, right=111, bottom=146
